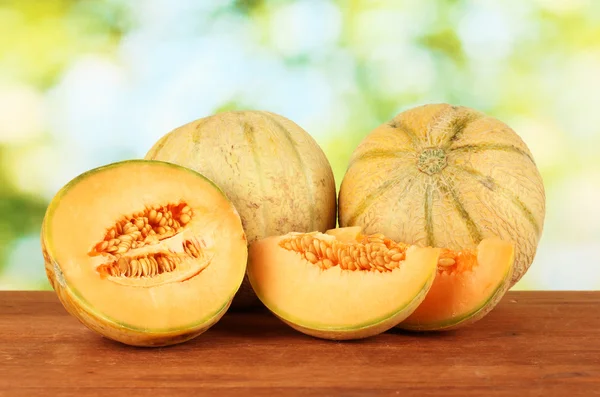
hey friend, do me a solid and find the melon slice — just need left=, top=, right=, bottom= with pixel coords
left=41, top=160, right=247, bottom=346
left=399, top=238, right=515, bottom=331
left=247, top=227, right=440, bottom=340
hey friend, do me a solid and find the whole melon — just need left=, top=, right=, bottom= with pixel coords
left=338, top=103, right=545, bottom=285
left=146, top=111, right=337, bottom=308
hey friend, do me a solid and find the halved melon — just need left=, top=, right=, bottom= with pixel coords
left=247, top=227, right=440, bottom=340
left=399, top=238, right=515, bottom=331
left=41, top=160, right=247, bottom=346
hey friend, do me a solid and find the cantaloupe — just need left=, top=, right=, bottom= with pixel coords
left=399, top=237, right=515, bottom=331
left=41, top=160, right=247, bottom=346
left=339, top=104, right=544, bottom=328
left=145, top=110, right=337, bottom=309
left=247, top=227, right=440, bottom=340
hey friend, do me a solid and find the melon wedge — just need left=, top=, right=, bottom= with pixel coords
left=247, top=227, right=440, bottom=340
left=41, top=160, right=247, bottom=346
left=399, top=238, right=515, bottom=331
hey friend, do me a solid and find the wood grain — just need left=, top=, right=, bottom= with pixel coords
left=0, top=291, right=598, bottom=396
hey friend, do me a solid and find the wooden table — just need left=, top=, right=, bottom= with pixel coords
left=0, top=291, right=598, bottom=396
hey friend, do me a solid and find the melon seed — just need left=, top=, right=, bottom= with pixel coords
left=180, top=214, right=191, bottom=224
left=305, top=251, right=318, bottom=263
left=313, top=239, right=322, bottom=256
left=140, top=258, right=149, bottom=275
left=438, top=258, right=456, bottom=267
left=391, top=253, right=404, bottom=262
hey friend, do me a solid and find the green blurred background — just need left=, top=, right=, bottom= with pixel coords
left=0, top=0, right=598, bottom=290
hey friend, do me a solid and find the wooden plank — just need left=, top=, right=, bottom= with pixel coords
left=0, top=291, right=598, bottom=396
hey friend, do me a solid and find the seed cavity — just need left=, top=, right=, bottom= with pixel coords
left=89, top=202, right=193, bottom=257
left=279, top=233, right=409, bottom=273
left=98, top=253, right=181, bottom=278
left=88, top=202, right=209, bottom=281
left=97, top=238, right=208, bottom=279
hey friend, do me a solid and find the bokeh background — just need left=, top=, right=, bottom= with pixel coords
left=1, top=0, right=599, bottom=290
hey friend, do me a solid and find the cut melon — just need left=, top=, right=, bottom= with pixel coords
left=41, top=160, right=247, bottom=346
left=399, top=237, right=515, bottom=331
left=247, top=227, right=440, bottom=340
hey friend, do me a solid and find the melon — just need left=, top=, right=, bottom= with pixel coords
left=41, top=160, right=247, bottom=346
left=145, top=111, right=337, bottom=309
left=339, top=103, right=545, bottom=286
left=247, top=226, right=440, bottom=340
left=399, top=237, right=514, bottom=331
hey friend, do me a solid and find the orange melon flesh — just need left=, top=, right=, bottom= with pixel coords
left=247, top=228, right=440, bottom=340
left=41, top=160, right=247, bottom=346
left=399, top=238, right=515, bottom=331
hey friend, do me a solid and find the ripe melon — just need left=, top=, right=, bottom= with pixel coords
left=399, top=237, right=515, bottom=331
left=145, top=111, right=337, bottom=309
left=247, top=226, right=441, bottom=340
left=41, top=160, right=247, bottom=346
left=339, top=103, right=545, bottom=286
